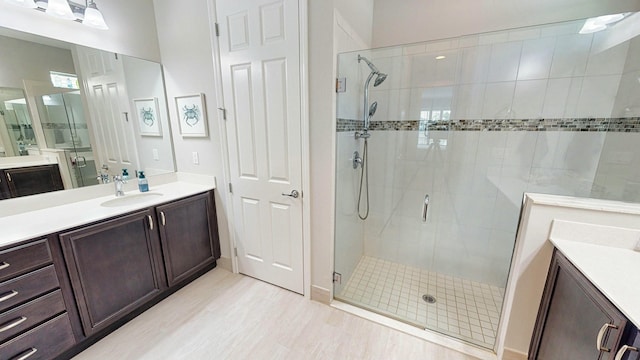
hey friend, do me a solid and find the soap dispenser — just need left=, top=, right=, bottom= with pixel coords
left=122, top=169, right=130, bottom=181
left=138, top=171, right=149, bottom=192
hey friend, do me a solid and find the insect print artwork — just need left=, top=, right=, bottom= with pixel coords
left=140, top=107, right=155, bottom=127
left=182, top=104, right=201, bottom=127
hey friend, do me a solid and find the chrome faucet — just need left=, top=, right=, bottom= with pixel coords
left=113, top=175, right=126, bottom=197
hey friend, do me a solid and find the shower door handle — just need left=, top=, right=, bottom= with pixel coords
left=282, top=190, right=299, bottom=199
left=422, top=194, right=429, bottom=222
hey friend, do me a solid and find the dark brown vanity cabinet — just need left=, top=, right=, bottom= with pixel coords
left=60, top=210, right=167, bottom=337
left=530, top=250, right=639, bottom=360
left=2, top=164, right=64, bottom=199
left=59, top=191, right=220, bottom=342
left=156, top=192, right=220, bottom=287
left=0, top=240, right=77, bottom=360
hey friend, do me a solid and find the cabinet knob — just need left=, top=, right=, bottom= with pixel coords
left=615, top=345, right=639, bottom=360
left=596, top=323, right=617, bottom=352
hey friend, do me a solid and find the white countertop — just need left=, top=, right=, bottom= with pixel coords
left=0, top=159, right=57, bottom=170
left=550, top=233, right=640, bottom=327
left=0, top=180, right=214, bottom=248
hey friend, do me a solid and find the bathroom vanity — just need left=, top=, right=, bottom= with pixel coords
left=530, top=238, right=640, bottom=360
left=0, top=163, right=64, bottom=200
left=0, top=181, right=220, bottom=359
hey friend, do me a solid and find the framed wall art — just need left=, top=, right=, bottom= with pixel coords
left=175, top=93, right=208, bottom=137
left=134, top=98, right=162, bottom=137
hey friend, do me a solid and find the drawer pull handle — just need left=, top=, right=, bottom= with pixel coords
left=11, top=347, right=37, bottom=360
left=0, top=316, right=27, bottom=332
left=596, top=323, right=617, bottom=352
left=160, top=211, right=166, bottom=226
left=148, top=215, right=154, bottom=230
left=0, top=290, right=18, bottom=302
left=615, top=345, right=639, bottom=360
left=0, top=262, right=10, bottom=270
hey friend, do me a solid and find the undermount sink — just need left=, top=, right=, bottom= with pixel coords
left=100, top=192, right=163, bottom=207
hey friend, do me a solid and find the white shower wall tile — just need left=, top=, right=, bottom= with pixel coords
left=511, top=79, right=548, bottom=118
left=549, top=34, right=592, bottom=78
left=487, top=42, right=522, bottom=82
left=612, top=70, right=640, bottom=117
left=481, top=81, right=516, bottom=119
left=454, top=84, right=486, bottom=119
left=586, top=35, right=630, bottom=76
left=459, top=45, right=491, bottom=84
left=575, top=75, right=622, bottom=118
left=562, top=77, right=584, bottom=118
left=517, top=37, right=556, bottom=80
left=542, top=78, right=572, bottom=118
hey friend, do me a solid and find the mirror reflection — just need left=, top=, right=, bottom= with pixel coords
left=0, top=29, right=175, bottom=200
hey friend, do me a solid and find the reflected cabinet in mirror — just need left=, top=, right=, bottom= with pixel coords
left=0, top=28, right=175, bottom=200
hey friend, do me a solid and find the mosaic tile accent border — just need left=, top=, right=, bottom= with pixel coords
left=336, top=118, right=640, bottom=133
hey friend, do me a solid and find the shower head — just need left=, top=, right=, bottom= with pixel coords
left=374, top=73, right=387, bottom=87
left=369, top=101, right=378, bottom=117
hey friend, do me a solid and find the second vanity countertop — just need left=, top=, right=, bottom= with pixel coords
left=549, top=220, right=640, bottom=328
left=0, top=180, right=215, bottom=248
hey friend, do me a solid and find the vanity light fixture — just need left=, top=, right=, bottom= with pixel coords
left=4, top=0, right=108, bottom=30
left=3, top=0, right=36, bottom=8
left=83, top=0, right=108, bottom=30
left=46, top=0, right=75, bottom=20
left=579, top=13, right=628, bottom=34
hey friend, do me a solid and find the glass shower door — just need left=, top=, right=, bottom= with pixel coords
left=39, top=91, right=98, bottom=187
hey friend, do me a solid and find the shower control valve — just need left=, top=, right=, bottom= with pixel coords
left=353, top=151, right=363, bottom=169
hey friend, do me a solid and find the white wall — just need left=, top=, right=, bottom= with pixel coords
left=372, top=0, right=640, bottom=48
left=309, top=0, right=374, bottom=300
left=153, top=0, right=230, bottom=263
left=0, top=0, right=161, bottom=61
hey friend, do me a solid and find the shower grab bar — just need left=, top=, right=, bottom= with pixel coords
left=422, top=194, right=429, bottom=222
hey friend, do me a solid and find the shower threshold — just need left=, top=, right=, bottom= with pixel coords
left=335, top=256, right=505, bottom=349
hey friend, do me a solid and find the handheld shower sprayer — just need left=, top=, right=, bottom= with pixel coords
left=356, top=55, right=388, bottom=139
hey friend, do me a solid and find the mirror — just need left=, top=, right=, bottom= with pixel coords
left=0, top=27, right=175, bottom=199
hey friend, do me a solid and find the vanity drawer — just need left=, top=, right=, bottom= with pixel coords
left=0, top=265, right=59, bottom=313
left=0, top=312, right=75, bottom=360
left=0, top=290, right=65, bottom=343
left=0, top=241, right=52, bottom=282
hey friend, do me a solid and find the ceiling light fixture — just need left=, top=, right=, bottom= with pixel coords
left=435, top=55, right=446, bottom=60
left=4, top=0, right=108, bottom=30
left=579, top=13, right=628, bottom=34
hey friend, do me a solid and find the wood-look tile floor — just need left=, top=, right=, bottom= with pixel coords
left=73, top=268, right=480, bottom=360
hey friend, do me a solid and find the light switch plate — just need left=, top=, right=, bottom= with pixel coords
left=152, top=148, right=159, bottom=161
left=192, top=152, right=199, bottom=165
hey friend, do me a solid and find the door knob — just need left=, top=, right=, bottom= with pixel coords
left=282, top=190, right=299, bottom=199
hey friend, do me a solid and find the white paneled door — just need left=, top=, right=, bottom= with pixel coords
left=216, top=0, right=304, bottom=294
left=75, top=46, right=139, bottom=174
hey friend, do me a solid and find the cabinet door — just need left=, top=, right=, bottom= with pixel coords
left=60, top=210, right=166, bottom=336
left=156, top=192, right=220, bottom=287
left=5, top=164, right=64, bottom=198
left=0, top=171, right=9, bottom=199
left=530, top=250, right=628, bottom=360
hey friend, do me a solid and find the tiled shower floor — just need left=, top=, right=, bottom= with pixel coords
left=336, top=256, right=505, bottom=349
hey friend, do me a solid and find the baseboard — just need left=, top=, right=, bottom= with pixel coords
left=311, top=285, right=331, bottom=304
left=217, top=256, right=232, bottom=272
left=502, top=347, right=527, bottom=360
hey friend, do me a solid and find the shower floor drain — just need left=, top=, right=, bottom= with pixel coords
left=422, top=294, right=436, bottom=304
